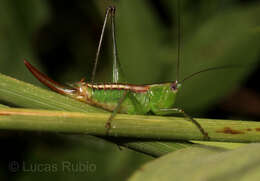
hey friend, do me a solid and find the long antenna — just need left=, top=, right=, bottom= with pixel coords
left=180, top=65, right=242, bottom=83
left=176, top=0, right=182, bottom=82
left=91, top=7, right=111, bottom=82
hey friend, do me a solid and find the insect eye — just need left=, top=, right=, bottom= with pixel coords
left=171, top=82, right=177, bottom=91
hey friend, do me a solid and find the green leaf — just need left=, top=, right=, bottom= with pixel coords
left=0, top=104, right=9, bottom=108
left=129, top=143, right=260, bottom=181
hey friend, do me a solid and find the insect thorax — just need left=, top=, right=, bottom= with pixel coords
left=148, top=83, right=178, bottom=112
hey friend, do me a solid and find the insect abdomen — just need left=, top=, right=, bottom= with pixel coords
left=90, top=88, right=150, bottom=114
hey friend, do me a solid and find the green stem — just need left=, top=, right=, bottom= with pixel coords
left=0, top=108, right=259, bottom=142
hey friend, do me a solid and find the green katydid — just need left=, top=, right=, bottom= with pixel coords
left=23, top=4, right=231, bottom=140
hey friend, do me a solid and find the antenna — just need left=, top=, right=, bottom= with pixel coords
left=180, top=65, right=242, bottom=83
left=176, top=0, right=182, bottom=82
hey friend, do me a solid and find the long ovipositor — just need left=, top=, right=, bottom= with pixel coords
left=24, top=60, right=180, bottom=115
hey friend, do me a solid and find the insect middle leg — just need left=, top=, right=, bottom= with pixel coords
left=105, top=91, right=146, bottom=134
left=105, top=91, right=129, bottom=134
left=158, top=108, right=209, bottom=140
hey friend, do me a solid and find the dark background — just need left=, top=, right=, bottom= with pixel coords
left=0, top=0, right=260, bottom=180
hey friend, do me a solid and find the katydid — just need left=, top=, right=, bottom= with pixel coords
left=24, top=5, right=214, bottom=139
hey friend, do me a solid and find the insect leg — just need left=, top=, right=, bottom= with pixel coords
left=91, top=7, right=112, bottom=82
left=127, top=93, right=147, bottom=114
left=158, top=108, right=209, bottom=140
left=110, top=6, right=126, bottom=83
left=105, top=90, right=145, bottom=134
left=105, top=91, right=129, bottom=134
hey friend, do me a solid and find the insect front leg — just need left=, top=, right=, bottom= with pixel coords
left=157, top=108, right=209, bottom=140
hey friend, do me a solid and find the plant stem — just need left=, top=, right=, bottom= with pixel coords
left=0, top=108, right=259, bottom=142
